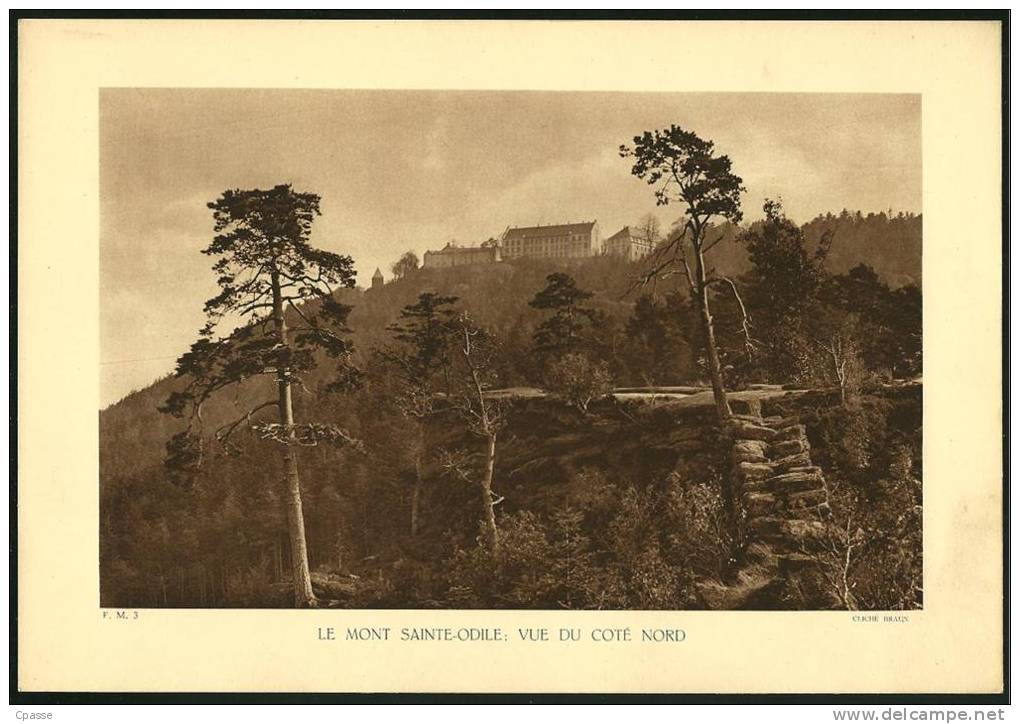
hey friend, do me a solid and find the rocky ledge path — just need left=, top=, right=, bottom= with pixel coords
left=698, top=406, right=840, bottom=609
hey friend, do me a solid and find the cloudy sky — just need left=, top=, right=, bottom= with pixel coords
left=100, top=89, right=920, bottom=407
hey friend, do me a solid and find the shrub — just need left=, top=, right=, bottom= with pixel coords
left=544, top=353, right=613, bottom=413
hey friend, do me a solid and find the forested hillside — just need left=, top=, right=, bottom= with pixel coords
left=100, top=207, right=922, bottom=610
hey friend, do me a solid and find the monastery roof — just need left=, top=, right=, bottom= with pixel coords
left=503, top=221, right=597, bottom=240
left=606, top=226, right=634, bottom=243
left=425, top=243, right=495, bottom=255
left=606, top=226, right=651, bottom=244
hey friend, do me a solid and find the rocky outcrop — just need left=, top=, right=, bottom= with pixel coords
left=697, top=407, right=841, bottom=609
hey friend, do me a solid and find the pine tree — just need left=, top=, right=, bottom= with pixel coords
left=621, top=126, right=747, bottom=423
left=741, top=199, right=831, bottom=382
left=159, top=184, right=360, bottom=607
left=529, top=272, right=600, bottom=356
left=381, top=292, right=460, bottom=536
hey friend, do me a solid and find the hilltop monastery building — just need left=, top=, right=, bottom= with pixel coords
left=421, top=221, right=652, bottom=269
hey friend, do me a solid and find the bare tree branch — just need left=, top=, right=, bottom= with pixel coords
left=701, top=229, right=728, bottom=255
left=215, top=400, right=279, bottom=451
left=236, top=301, right=276, bottom=317
left=707, top=275, right=758, bottom=360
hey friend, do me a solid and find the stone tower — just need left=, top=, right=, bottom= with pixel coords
left=371, top=267, right=384, bottom=290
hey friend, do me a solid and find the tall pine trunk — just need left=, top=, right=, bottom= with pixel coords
left=480, top=432, right=499, bottom=554
left=694, top=245, right=731, bottom=424
left=272, top=270, right=317, bottom=608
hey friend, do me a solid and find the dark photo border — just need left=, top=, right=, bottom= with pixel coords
left=9, top=8, right=1009, bottom=705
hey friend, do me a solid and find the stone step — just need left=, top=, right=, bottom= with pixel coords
left=730, top=413, right=765, bottom=424
left=770, top=451, right=812, bottom=473
left=771, top=438, right=809, bottom=458
left=733, top=450, right=769, bottom=465
left=733, top=461, right=774, bottom=483
left=743, top=492, right=777, bottom=517
left=729, top=399, right=763, bottom=417
left=773, top=490, right=830, bottom=513
left=729, top=421, right=779, bottom=442
left=734, top=439, right=768, bottom=456
left=773, top=500, right=827, bottom=519
left=782, top=488, right=829, bottom=507
left=772, top=465, right=823, bottom=479
left=732, top=439, right=769, bottom=464
left=774, top=504, right=829, bottom=522
left=765, top=470, right=824, bottom=493
left=771, top=424, right=807, bottom=443
left=742, top=481, right=768, bottom=495
left=749, top=516, right=828, bottom=542
left=767, top=467, right=822, bottom=480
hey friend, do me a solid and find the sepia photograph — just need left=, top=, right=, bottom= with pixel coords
left=99, top=89, right=923, bottom=611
